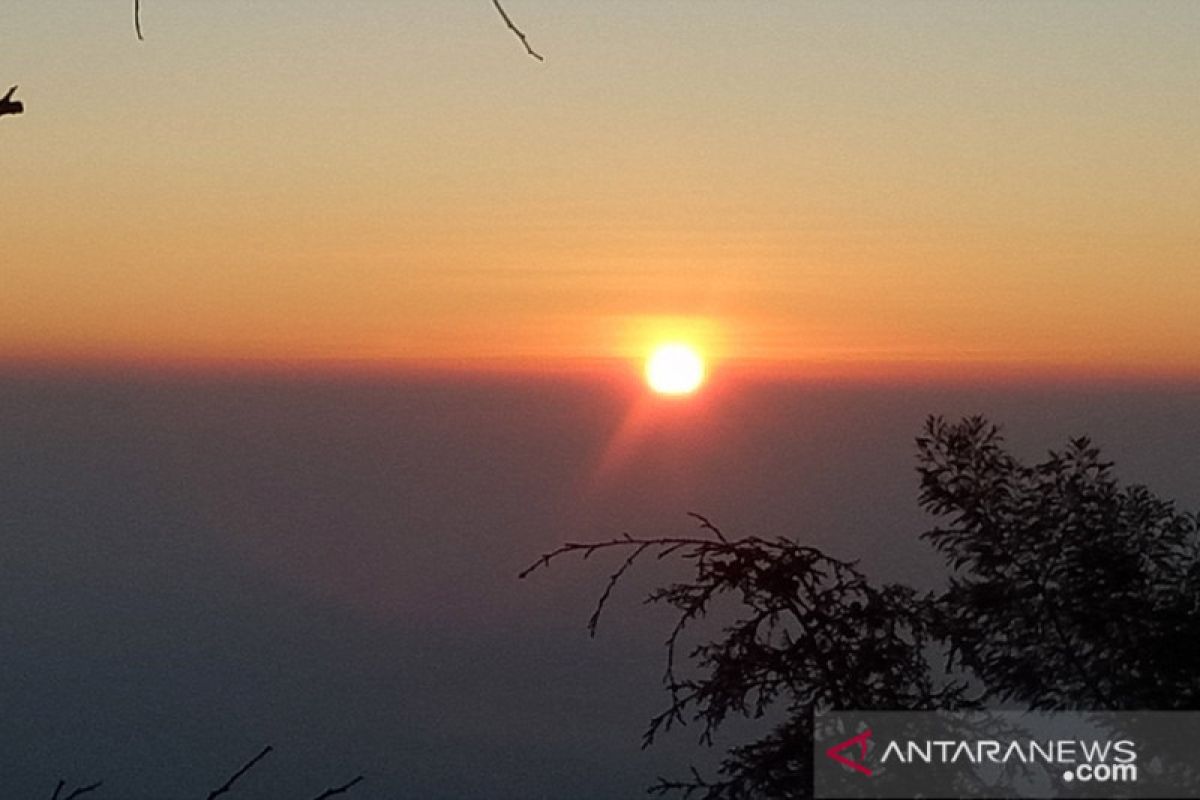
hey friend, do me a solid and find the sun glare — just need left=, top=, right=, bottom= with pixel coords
left=646, top=344, right=705, bottom=395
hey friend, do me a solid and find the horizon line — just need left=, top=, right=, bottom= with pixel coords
left=2, top=353, right=1199, bottom=390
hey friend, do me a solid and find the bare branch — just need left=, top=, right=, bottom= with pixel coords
left=588, top=541, right=650, bottom=636
left=51, top=780, right=65, bottom=800
left=491, top=0, right=543, bottom=61
left=688, top=512, right=728, bottom=543
left=521, top=534, right=738, bottom=637
left=206, top=745, right=273, bottom=800
left=521, top=535, right=727, bottom=580
left=0, top=85, right=23, bottom=117
left=63, top=783, right=103, bottom=800
left=520, top=522, right=837, bottom=644
left=128, top=2, right=537, bottom=59
left=310, top=775, right=365, bottom=800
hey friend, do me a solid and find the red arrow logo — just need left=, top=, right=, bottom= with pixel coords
left=825, top=728, right=874, bottom=776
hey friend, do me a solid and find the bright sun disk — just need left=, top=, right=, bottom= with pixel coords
left=646, top=344, right=705, bottom=395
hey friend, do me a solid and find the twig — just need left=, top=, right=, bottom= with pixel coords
left=310, top=775, right=365, bottom=800
left=130, top=1, right=536, bottom=59
left=588, top=541, right=651, bottom=636
left=0, top=85, right=23, bottom=117
left=688, top=512, right=728, bottom=543
left=491, top=0, right=543, bottom=61
left=63, top=783, right=103, bottom=800
left=51, top=780, right=65, bottom=800
left=520, top=535, right=726, bottom=636
left=206, top=745, right=273, bottom=800
left=518, top=516, right=780, bottom=638
left=521, top=535, right=711, bottom=580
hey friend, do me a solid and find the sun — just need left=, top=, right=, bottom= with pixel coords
left=646, top=343, right=706, bottom=395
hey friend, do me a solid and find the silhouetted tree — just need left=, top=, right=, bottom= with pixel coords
left=523, top=416, right=1200, bottom=797
left=918, top=416, right=1200, bottom=711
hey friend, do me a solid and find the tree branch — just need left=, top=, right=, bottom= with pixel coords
left=128, top=2, right=538, bottom=60
left=491, top=0, right=543, bottom=61
left=63, top=783, right=103, bottom=800
left=521, top=535, right=719, bottom=620
left=206, top=746, right=273, bottom=800
left=51, top=779, right=103, bottom=800
left=0, top=85, right=23, bottom=117
left=310, top=775, right=365, bottom=800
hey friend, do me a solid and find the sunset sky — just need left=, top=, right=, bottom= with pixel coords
left=4, top=6, right=1200, bottom=797
left=4, top=1, right=1198, bottom=378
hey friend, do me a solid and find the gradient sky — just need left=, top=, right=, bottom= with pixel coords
left=4, top=1, right=1198, bottom=376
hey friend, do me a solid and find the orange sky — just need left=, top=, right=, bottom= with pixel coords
left=3, top=2, right=1198, bottom=379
